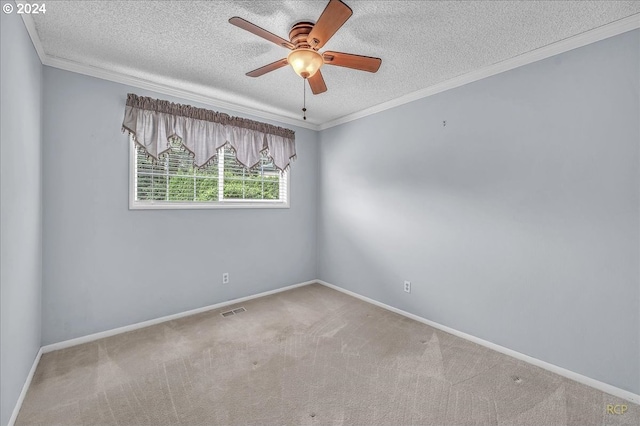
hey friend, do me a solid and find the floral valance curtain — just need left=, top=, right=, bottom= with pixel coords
left=122, top=94, right=296, bottom=172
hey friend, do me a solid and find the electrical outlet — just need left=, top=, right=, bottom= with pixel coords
left=222, top=272, right=229, bottom=284
left=404, top=281, right=411, bottom=293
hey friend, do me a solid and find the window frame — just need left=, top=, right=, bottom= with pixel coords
left=128, top=137, right=290, bottom=210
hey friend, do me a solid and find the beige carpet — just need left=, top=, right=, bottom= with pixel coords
left=16, top=284, right=639, bottom=425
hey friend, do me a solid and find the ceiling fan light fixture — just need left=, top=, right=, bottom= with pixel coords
left=287, top=48, right=324, bottom=79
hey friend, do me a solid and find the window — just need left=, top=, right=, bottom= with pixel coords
left=130, top=137, right=289, bottom=209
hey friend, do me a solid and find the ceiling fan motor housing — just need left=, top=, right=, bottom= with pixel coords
left=289, top=21, right=316, bottom=49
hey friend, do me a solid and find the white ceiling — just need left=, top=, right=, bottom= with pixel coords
left=22, top=1, right=640, bottom=128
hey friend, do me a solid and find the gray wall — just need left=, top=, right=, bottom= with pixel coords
left=2, top=17, right=637, bottom=424
left=318, top=30, right=639, bottom=394
left=0, top=11, right=43, bottom=426
left=41, top=67, right=318, bottom=345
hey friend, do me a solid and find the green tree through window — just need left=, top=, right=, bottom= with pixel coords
left=134, top=139, right=286, bottom=206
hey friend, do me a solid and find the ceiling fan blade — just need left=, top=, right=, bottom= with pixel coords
left=323, top=51, right=382, bottom=73
left=229, top=17, right=294, bottom=50
left=308, top=70, right=328, bottom=94
left=246, top=58, right=289, bottom=77
left=307, top=0, right=353, bottom=50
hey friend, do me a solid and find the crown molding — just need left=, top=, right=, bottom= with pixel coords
left=318, top=13, right=640, bottom=130
left=18, top=2, right=46, bottom=61
left=42, top=55, right=321, bottom=131
left=18, top=12, right=320, bottom=131
left=20, top=9, right=639, bottom=132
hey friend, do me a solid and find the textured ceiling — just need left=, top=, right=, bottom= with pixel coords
left=25, top=1, right=640, bottom=127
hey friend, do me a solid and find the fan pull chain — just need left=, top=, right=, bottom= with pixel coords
left=302, top=78, right=307, bottom=121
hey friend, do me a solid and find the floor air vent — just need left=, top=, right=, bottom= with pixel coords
left=221, top=307, right=246, bottom=317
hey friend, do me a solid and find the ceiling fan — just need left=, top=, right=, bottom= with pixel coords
left=229, top=0, right=382, bottom=96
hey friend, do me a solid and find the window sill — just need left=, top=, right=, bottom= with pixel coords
left=129, top=200, right=290, bottom=210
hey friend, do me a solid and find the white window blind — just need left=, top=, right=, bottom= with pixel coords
left=130, top=137, right=288, bottom=209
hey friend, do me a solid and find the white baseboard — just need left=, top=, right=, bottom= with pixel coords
left=14, top=277, right=638, bottom=425
left=8, top=347, right=43, bottom=426
left=41, top=280, right=316, bottom=353
left=317, top=280, right=640, bottom=405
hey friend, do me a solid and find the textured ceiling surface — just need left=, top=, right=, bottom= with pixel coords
left=27, top=1, right=640, bottom=126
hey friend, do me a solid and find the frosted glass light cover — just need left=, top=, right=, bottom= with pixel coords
left=287, top=49, right=324, bottom=79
